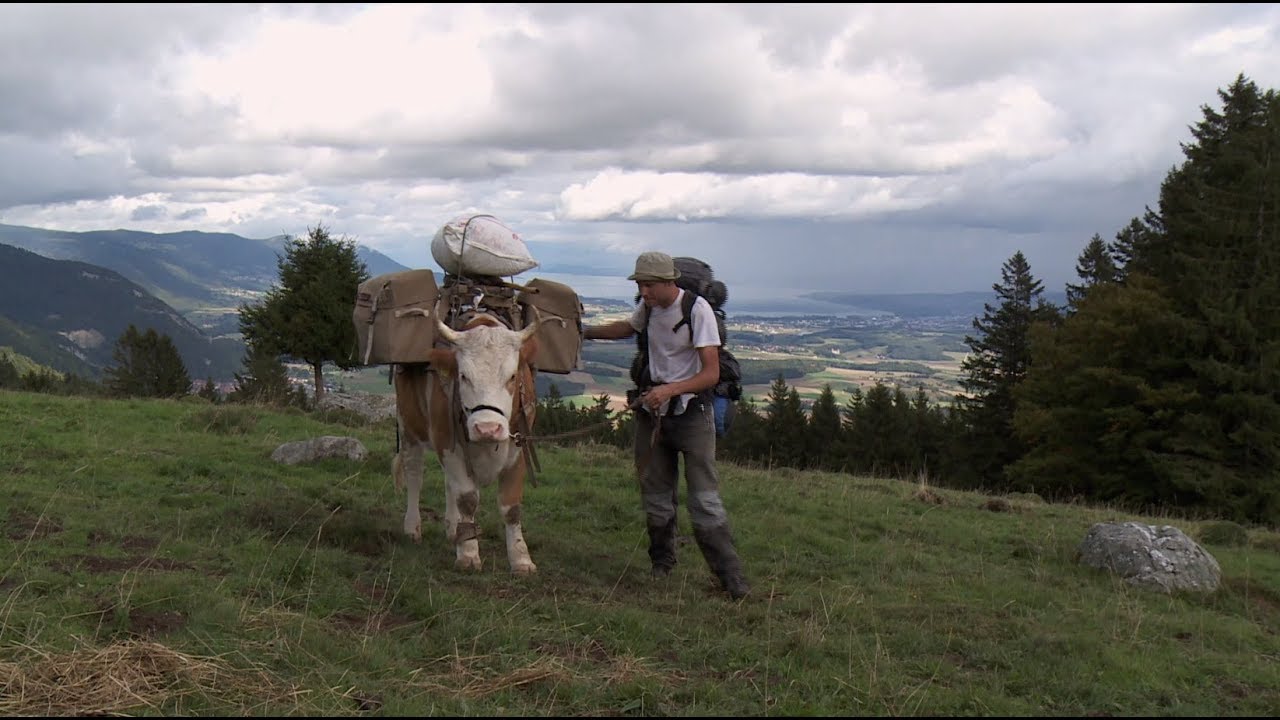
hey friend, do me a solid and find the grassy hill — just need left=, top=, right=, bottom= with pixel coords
left=2, top=390, right=1277, bottom=715
left=0, top=243, right=245, bottom=379
left=0, top=224, right=409, bottom=334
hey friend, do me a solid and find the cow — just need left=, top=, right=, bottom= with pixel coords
left=391, top=312, right=541, bottom=574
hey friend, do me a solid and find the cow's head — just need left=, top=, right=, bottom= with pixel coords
left=431, top=314, right=539, bottom=443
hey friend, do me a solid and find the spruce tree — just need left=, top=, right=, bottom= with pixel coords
left=104, top=325, right=192, bottom=398
left=230, top=340, right=293, bottom=406
left=720, top=397, right=767, bottom=465
left=0, top=355, right=19, bottom=389
left=197, top=377, right=221, bottom=403
left=908, top=386, right=946, bottom=479
left=806, top=384, right=844, bottom=471
left=1136, top=75, right=1280, bottom=522
left=1109, top=216, right=1158, bottom=281
left=536, top=382, right=575, bottom=435
left=1065, top=234, right=1119, bottom=311
left=1013, top=75, right=1280, bottom=524
left=1010, top=278, right=1190, bottom=503
left=956, top=251, right=1057, bottom=488
left=763, top=374, right=806, bottom=469
left=239, top=225, right=369, bottom=401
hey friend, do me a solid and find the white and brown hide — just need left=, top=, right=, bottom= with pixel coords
left=391, top=313, right=540, bottom=574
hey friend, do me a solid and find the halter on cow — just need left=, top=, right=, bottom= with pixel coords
left=391, top=307, right=541, bottom=574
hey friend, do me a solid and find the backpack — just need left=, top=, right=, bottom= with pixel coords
left=629, top=257, right=743, bottom=437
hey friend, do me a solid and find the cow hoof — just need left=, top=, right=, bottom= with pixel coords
left=456, top=555, right=483, bottom=571
left=512, top=561, right=537, bottom=576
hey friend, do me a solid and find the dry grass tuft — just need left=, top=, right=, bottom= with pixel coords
left=912, top=469, right=945, bottom=506
left=0, top=639, right=290, bottom=716
left=407, top=644, right=666, bottom=701
left=409, top=654, right=572, bottom=700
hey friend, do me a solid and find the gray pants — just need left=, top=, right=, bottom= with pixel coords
left=633, top=393, right=729, bottom=531
left=633, top=393, right=750, bottom=597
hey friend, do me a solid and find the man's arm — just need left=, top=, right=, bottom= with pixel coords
left=583, top=320, right=636, bottom=340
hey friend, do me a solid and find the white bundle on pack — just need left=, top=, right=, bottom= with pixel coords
left=430, top=214, right=539, bottom=277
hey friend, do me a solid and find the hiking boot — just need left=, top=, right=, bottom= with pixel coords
left=647, top=518, right=678, bottom=573
left=722, top=569, right=751, bottom=600
left=694, top=525, right=751, bottom=600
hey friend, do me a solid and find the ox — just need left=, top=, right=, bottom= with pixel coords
left=391, top=313, right=541, bottom=574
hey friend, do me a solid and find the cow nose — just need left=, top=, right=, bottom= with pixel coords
left=472, top=421, right=507, bottom=441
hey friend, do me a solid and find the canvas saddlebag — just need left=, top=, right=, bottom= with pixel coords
left=517, top=278, right=583, bottom=374
left=352, top=269, right=440, bottom=365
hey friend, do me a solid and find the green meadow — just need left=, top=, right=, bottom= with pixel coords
left=2, top=390, right=1277, bottom=716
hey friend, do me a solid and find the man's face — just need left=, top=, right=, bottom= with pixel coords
left=637, top=280, right=678, bottom=308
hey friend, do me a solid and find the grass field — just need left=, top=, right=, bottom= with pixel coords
left=5, top=390, right=1274, bottom=715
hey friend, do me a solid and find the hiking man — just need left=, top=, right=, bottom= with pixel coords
left=582, top=251, right=750, bottom=600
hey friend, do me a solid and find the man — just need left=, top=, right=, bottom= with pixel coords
left=583, top=251, right=750, bottom=600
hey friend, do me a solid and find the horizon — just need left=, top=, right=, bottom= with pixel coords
left=1, top=221, right=1056, bottom=308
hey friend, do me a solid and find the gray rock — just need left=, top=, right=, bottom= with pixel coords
left=271, top=435, right=368, bottom=465
left=1078, top=521, right=1221, bottom=593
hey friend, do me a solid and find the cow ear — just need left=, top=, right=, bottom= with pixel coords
left=519, top=335, right=539, bottom=365
left=428, top=348, right=457, bottom=374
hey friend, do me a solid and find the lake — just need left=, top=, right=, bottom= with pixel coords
left=525, top=272, right=881, bottom=318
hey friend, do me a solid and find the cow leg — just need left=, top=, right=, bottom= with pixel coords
left=498, top=454, right=536, bottom=575
left=393, top=440, right=427, bottom=543
left=440, top=452, right=483, bottom=571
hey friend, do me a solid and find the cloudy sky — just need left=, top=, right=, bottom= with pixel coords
left=2, top=4, right=1277, bottom=302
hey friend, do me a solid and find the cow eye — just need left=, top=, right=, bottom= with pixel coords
left=460, top=374, right=473, bottom=387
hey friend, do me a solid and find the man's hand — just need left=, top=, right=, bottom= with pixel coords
left=642, top=384, right=677, bottom=412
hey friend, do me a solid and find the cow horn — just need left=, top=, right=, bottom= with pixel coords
left=519, top=307, right=541, bottom=341
left=436, top=317, right=461, bottom=344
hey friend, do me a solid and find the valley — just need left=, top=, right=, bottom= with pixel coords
left=325, top=296, right=975, bottom=410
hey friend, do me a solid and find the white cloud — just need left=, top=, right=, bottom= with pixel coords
left=1, top=3, right=1278, bottom=296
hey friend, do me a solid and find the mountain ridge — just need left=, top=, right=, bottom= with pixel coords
left=0, top=223, right=410, bottom=319
left=0, top=243, right=244, bottom=379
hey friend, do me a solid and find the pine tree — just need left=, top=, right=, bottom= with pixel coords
left=763, top=374, right=807, bottom=469
left=840, top=387, right=866, bottom=473
left=806, top=384, right=844, bottom=471
left=720, top=397, right=767, bottom=464
left=1109, top=216, right=1158, bottom=281
left=0, top=355, right=19, bottom=389
left=197, top=377, right=221, bottom=403
left=1133, top=75, right=1280, bottom=522
left=1065, top=234, right=1119, bottom=311
left=536, top=382, right=575, bottom=435
left=1013, top=75, right=1280, bottom=525
left=239, top=225, right=369, bottom=402
left=846, top=381, right=915, bottom=478
left=577, top=394, right=615, bottom=445
left=104, top=325, right=192, bottom=398
left=908, top=386, right=946, bottom=479
left=230, top=340, right=293, bottom=406
left=956, top=251, right=1057, bottom=488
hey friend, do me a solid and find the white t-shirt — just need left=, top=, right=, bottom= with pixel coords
left=629, top=289, right=721, bottom=414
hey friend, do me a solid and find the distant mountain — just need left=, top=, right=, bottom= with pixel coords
left=0, top=224, right=410, bottom=324
left=0, top=243, right=244, bottom=379
left=803, top=290, right=1069, bottom=319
